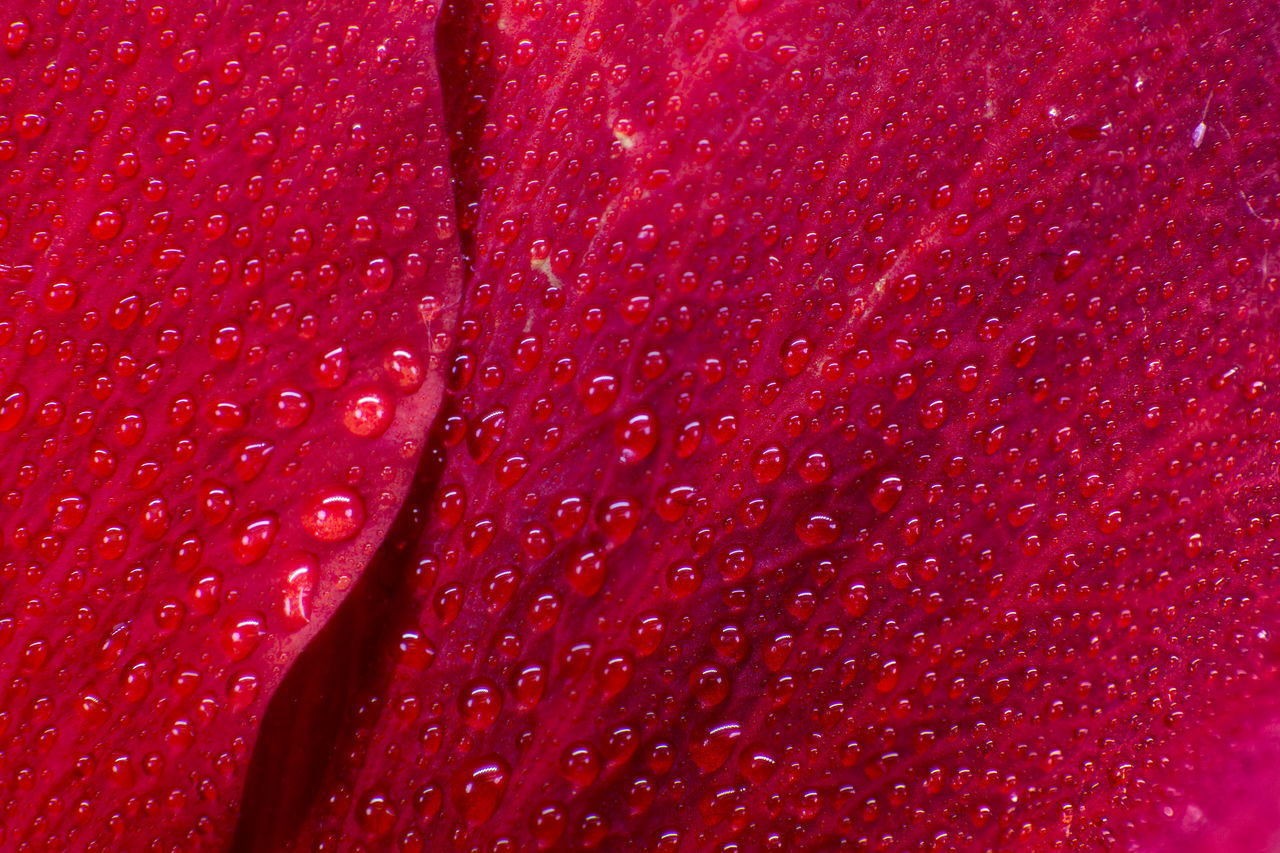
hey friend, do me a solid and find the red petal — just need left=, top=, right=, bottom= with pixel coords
left=250, top=0, right=1280, bottom=850
left=0, top=3, right=457, bottom=848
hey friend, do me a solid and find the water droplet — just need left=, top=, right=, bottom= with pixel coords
left=870, top=474, right=904, bottom=513
left=300, top=488, right=366, bottom=542
left=267, top=387, right=313, bottom=429
left=220, top=613, right=264, bottom=661
left=89, top=209, right=124, bottom=240
left=796, top=512, right=839, bottom=546
left=459, top=678, right=503, bottom=728
left=451, top=755, right=510, bottom=824
left=752, top=445, right=787, bottom=484
left=278, top=553, right=317, bottom=631
left=232, top=513, right=278, bottom=564
left=615, top=409, right=658, bottom=464
left=356, top=790, right=397, bottom=837
left=690, top=722, right=742, bottom=772
left=342, top=388, right=394, bottom=437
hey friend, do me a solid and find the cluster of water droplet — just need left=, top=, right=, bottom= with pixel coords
left=0, top=1, right=459, bottom=848
left=4, top=0, right=1280, bottom=849
left=283, top=0, right=1280, bottom=850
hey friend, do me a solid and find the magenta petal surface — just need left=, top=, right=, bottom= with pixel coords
left=0, top=2, right=458, bottom=849
left=6, top=0, right=1280, bottom=851
left=252, top=0, right=1280, bottom=851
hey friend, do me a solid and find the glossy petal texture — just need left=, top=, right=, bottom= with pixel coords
left=0, top=2, right=458, bottom=849
left=235, top=0, right=1280, bottom=851
left=6, top=0, right=1280, bottom=851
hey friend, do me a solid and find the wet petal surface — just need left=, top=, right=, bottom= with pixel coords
left=0, top=2, right=459, bottom=848
left=5, top=0, right=1280, bottom=851
left=236, top=0, right=1280, bottom=851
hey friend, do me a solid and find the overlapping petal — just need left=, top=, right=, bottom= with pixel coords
left=0, top=3, right=459, bottom=848
left=243, top=0, right=1280, bottom=851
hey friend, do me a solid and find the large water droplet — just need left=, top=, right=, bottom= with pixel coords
left=300, top=488, right=367, bottom=542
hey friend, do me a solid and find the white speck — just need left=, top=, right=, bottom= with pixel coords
left=614, top=128, right=637, bottom=150
left=531, top=256, right=563, bottom=288
left=1192, top=94, right=1212, bottom=149
left=1192, top=121, right=1206, bottom=148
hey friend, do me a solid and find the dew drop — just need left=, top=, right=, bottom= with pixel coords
left=300, top=488, right=367, bottom=542
left=383, top=347, right=425, bottom=392
left=752, top=445, right=787, bottom=484
left=279, top=553, right=317, bottom=631
left=451, top=755, right=511, bottom=824
left=870, top=474, right=904, bottom=513
left=232, top=512, right=278, bottom=564
left=841, top=582, right=870, bottom=617
left=89, top=209, right=124, bottom=241
left=566, top=548, right=606, bottom=596
left=44, top=280, right=78, bottom=312
left=797, top=450, right=831, bottom=483
left=459, top=678, right=503, bottom=729
left=598, top=498, right=640, bottom=544
left=313, top=346, right=351, bottom=389
left=220, top=613, right=264, bottom=661
left=615, top=409, right=658, bottom=464
left=690, top=722, right=742, bottom=772
left=0, top=386, right=28, bottom=431
left=356, top=790, right=397, bottom=837
left=796, top=512, right=840, bottom=546
left=560, top=742, right=602, bottom=788
left=267, top=387, right=313, bottom=429
left=342, top=388, right=395, bottom=438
